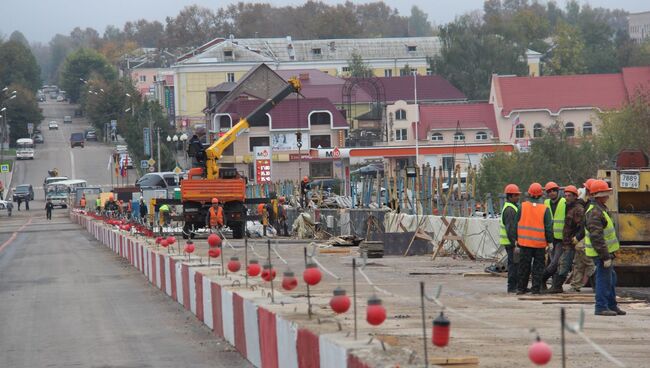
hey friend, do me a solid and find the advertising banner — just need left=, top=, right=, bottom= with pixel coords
left=254, top=146, right=272, bottom=184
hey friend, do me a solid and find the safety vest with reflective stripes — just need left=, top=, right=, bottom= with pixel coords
left=209, top=206, right=224, bottom=227
left=544, top=197, right=566, bottom=240
left=585, top=204, right=620, bottom=257
left=517, top=201, right=549, bottom=248
left=499, top=202, right=518, bottom=246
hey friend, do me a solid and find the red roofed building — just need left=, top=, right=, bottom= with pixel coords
left=490, top=66, right=650, bottom=146
left=362, top=75, right=466, bottom=104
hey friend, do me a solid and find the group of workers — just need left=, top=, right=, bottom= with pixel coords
left=256, top=196, right=289, bottom=236
left=500, top=179, right=624, bottom=316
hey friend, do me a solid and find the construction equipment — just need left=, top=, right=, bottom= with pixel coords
left=598, top=149, right=650, bottom=286
left=180, top=64, right=301, bottom=239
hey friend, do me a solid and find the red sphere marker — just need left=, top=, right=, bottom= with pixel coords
left=261, top=263, right=276, bottom=282
left=208, top=234, right=222, bottom=248
left=208, top=247, right=221, bottom=258
left=184, top=241, right=195, bottom=254
left=155, top=237, right=162, bottom=244
left=432, top=312, right=451, bottom=347
left=529, top=337, right=552, bottom=365
left=160, top=239, right=169, bottom=248
left=227, top=256, right=241, bottom=273
left=247, top=260, right=261, bottom=277
left=282, top=271, right=298, bottom=290
left=366, top=295, right=386, bottom=326
left=329, top=287, right=351, bottom=314
left=302, top=263, right=322, bottom=286
left=166, top=236, right=176, bottom=245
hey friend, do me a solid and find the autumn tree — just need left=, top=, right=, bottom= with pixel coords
left=545, top=22, right=586, bottom=75
left=3, top=84, right=43, bottom=145
left=596, top=90, right=650, bottom=159
left=60, top=48, right=117, bottom=102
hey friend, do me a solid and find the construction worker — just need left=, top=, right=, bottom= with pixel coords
left=570, top=180, right=596, bottom=292
left=547, top=185, right=583, bottom=293
left=159, top=203, right=171, bottom=226
left=541, top=181, right=566, bottom=290
left=585, top=179, right=625, bottom=316
left=268, top=194, right=278, bottom=234
left=516, top=183, right=554, bottom=295
left=206, top=197, right=224, bottom=230
left=139, top=197, right=148, bottom=224
left=79, top=194, right=87, bottom=209
left=104, top=195, right=119, bottom=213
left=95, top=197, right=102, bottom=212
left=500, top=184, right=521, bottom=293
left=278, top=196, right=289, bottom=236
left=300, top=176, right=309, bottom=208
left=45, top=198, right=54, bottom=220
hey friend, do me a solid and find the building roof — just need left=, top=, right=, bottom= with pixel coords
left=418, top=102, right=499, bottom=138
left=493, top=73, right=627, bottom=117
left=276, top=69, right=373, bottom=104
left=176, top=36, right=440, bottom=65
left=363, top=75, right=466, bottom=103
left=621, top=66, right=650, bottom=99
left=219, top=97, right=348, bottom=130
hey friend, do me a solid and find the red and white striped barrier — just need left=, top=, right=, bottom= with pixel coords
left=70, top=212, right=375, bottom=368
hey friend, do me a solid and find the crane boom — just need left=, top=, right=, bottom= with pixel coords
left=203, top=77, right=301, bottom=179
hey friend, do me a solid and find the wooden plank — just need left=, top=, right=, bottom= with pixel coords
left=542, top=300, right=640, bottom=304
left=463, top=272, right=507, bottom=278
left=319, top=248, right=351, bottom=254
left=430, top=356, right=479, bottom=365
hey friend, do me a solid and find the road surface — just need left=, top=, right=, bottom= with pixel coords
left=0, top=101, right=251, bottom=367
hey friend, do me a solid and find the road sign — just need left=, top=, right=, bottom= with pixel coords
left=173, top=166, right=182, bottom=174
left=27, top=123, right=34, bottom=134
left=148, top=158, right=156, bottom=167
left=148, top=166, right=155, bottom=173
left=140, top=160, right=149, bottom=169
left=0, top=164, right=9, bottom=173
left=143, top=128, right=151, bottom=156
left=110, top=120, right=117, bottom=129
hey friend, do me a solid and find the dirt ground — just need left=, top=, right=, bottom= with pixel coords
left=152, top=235, right=650, bottom=368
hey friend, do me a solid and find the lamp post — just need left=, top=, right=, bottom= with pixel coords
left=180, top=133, right=188, bottom=167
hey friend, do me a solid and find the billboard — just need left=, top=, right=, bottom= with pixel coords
left=254, top=146, right=272, bottom=184
left=271, top=132, right=309, bottom=151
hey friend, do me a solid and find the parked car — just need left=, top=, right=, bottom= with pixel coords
left=48, top=121, right=58, bottom=130
left=85, top=129, right=97, bottom=141
left=70, top=132, right=85, bottom=148
left=63, top=116, right=72, bottom=124
left=135, top=172, right=182, bottom=190
left=56, top=96, right=64, bottom=102
left=33, top=133, right=44, bottom=144
left=12, top=184, right=34, bottom=201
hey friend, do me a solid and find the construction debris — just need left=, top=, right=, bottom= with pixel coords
left=360, top=240, right=384, bottom=258
left=325, top=235, right=364, bottom=247
left=292, top=212, right=316, bottom=239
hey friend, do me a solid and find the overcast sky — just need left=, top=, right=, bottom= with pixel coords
left=3, top=0, right=648, bottom=43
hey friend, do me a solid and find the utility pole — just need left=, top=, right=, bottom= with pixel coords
left=156, top=127, right=161, bottom=172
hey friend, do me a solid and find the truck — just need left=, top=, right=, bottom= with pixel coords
left=180, top=65, right=301, bottom=239
left=597, top=149, right=650, bottom=286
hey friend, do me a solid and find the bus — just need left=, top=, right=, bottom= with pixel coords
left=45, top=179, right=87, bottom=208
left=16, top=138, right=34, bottom=160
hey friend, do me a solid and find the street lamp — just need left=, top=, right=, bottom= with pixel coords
left=180, top=133, right=188, bottom=167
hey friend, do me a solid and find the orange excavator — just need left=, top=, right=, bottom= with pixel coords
left=180, top=70, right=301, bottom=239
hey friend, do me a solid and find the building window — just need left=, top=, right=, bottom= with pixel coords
left=219, top=115, right=232, bottom=130
left=426, top=68, right=433, bottom=76
left=309, top=112, right=331, bottom=126
left=565, top=122, right=575, bottom=137
left=400, top=68, right=409, bottom=76
left=310, top=162, right=333, bottom=178
left=341, top=67, right=350, bottom=73
left=224, top=50, right=233, bottom=58
left=153, top=76, right=157, bottom=82
left=454, top=132, right=465, bottom=141
left=384, top=69, right=392, bottom=77
left=249, top=136, right=270, bottom=152
left=139, top=75, right=146, bottom=82
left=249, top=113, right=270, bottom=127
left=533, top=123, right=543, bottom=138
left=395, top=109, right=407, bottom=120
left=475, top=131, right=488, bottom=141
left=515, top=124, right=525, bottom=139
left=311, top=48, right=322, bottom=55
left=583, top=122, right=593, bottom=136
left=310, top=134, right=331, bottom=148
left=431, top=132, right=443, bottom=141
left=407, top=45, right=417, bottom=52
left=442, top=156, right=455, bottom=172
left=395, top=128, right=407, bottom=141
left=226, top=73, right=235, bottom=82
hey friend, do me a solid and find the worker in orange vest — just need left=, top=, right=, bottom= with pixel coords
left=79, top=194, right=87, bottom=209
left=207, top=197, right=224, bottom=230
left=516, top=183, right=554, bottom=295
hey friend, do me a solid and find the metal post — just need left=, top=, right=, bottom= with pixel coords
left=561, top=307, right=566, bottom=368
left=157, top=128, right=161, bottom=172
left=268, top=240, right=275, bottom=303
left=420, top=281, right=429, bottom=367
left=352, top=257, right=358, bottom=340
left=304, top=246, right=311, bottom=318
left=244, top=238, right=249, bottom=288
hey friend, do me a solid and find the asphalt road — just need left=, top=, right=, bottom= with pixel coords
left=0, top=101, right=251, bottom=367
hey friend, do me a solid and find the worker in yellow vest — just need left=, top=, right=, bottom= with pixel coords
left=542, top=181, right=566, bottom=290
left=585, top=180, right=624, bottom=316
left=499, top=184, right=521, bottom=293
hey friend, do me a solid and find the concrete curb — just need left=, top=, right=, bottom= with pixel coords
left=71, top=212, right=378, bottom=368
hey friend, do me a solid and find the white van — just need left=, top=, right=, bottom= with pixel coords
left=45, top=179, right=87, bottom=208
left=16, top=138, right=35, bottom=160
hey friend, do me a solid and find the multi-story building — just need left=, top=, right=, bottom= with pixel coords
left=172, top=35, right=440, bottom=128
left=629, top=11, right=650, bottom=43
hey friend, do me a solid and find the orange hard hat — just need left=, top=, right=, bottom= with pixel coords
left=583, top=178, right=596, bottom=191
left=504, top=184, right=521, bottom=195
left=303, top=176, right=309, bottom=183
left=544, top=181, right=559, bottom=191
left=528, top=182, right=543, bottom=197
left=564, top=185, right=578, bottom=195
left=109, top=195, right=114, bottom=200
left=590, top=180, right=612, bottom=197
left=212, top=197, right=219, bottom=204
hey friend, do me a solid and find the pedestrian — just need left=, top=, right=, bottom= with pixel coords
left=541, top=181, right=566, bottom=290
left=499, top=184, right=521, bottom=293
left=95, top=197, right=102, bottom=213
left=547, top=185, right=583, bottom=293
left=300, top=176, right=309, bottom=208
left=516, top=183, right=554, bottom=295
left=80, top=194, right=87, bottom=209
left=16, top=196, right=23, bottom=211
left=45, top=198, right=54, bottom=220
left=278, top=196, right=289, bottom=236
left=24, top=196, right=30, bottom=211
left=206, top=197, right=224, bottom=231
left=569, top=182, right=596, bottom=292
left=585, top=179, right=625, bottom=316
left=139, top=197, right=148, bottom=224
left=159, top=203, right=171, bottom=227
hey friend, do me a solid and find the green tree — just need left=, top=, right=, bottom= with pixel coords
left=596, top=90, right=650, bottom=160
left=347, top=52, right=373, bottom=77
left=408, top=6, right=433, bottom=36
left=430, top=14, right=527, bottom=99
left=9, top=31, right=29, bottom=47
left=0, top=40, right=41, bottom=92
left=3, top=84, right=43, bottom=145
left=60, top=48, right=117, bottom=102
left=546, top=22, right=587, bottom=75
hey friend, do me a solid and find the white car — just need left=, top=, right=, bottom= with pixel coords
left=0, top=199, right=13, bottom=216
left=48, top=121, right=59, bottom=130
